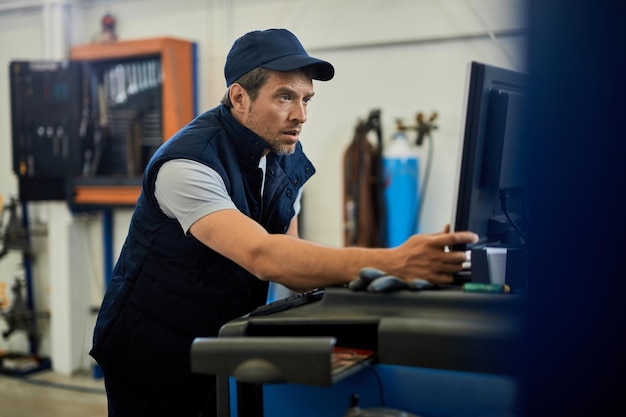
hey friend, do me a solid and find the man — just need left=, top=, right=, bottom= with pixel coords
left=90, top=28, right=478, bottom=416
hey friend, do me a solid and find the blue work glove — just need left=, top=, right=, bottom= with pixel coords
left=349, top=268, right=434, bottom=293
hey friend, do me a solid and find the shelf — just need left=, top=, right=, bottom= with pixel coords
left=67, top=177, right=142, bottom=209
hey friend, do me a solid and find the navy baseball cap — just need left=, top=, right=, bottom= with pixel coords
left=224, top=29, right=335, bottom=86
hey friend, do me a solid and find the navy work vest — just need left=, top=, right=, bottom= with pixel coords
left=89, top=105, right=315, bottom=389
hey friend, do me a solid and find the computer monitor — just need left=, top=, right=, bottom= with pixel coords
left=451, top=61, right=528, bottom=251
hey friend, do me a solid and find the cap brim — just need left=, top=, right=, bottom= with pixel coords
left=262, top=54, right=335, bottom=81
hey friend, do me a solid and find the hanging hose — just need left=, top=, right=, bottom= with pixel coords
left=343, top=109, right=385, bottom=247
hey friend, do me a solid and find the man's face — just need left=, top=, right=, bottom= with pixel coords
left=243, top=71, right=314, bottom=155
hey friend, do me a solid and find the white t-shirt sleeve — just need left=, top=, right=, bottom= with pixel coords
left=155, top=159, right=237, bottom=233
left=155, top=158, right=303, bottom=235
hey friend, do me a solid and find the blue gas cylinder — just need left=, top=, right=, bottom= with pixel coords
left=383, top=131, right=420, bottom=247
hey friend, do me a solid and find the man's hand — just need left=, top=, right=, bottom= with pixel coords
left=389, top=227, right=478, bottom=285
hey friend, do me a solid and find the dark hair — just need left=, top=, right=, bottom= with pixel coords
left=220, top=65, right=318, bottom=108
left=220, top=67, right=271, bottom=108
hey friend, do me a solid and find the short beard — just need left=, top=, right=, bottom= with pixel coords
left=244, top=103, right=296, bottom=156
left=266, top=138, right=296, bottom=156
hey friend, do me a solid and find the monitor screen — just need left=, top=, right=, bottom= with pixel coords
left=451, top=61, right=528, bottom=251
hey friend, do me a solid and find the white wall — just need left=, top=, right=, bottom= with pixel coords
left=0, top=0, right=526, bottom=371
left=0, top=4, right=46, bottom=358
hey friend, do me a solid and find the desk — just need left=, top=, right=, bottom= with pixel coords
left=191, top=286, right=524, bottom=416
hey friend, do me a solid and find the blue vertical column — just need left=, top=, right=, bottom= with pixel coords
left=102, top=209, right=113, bottom=289
left=20, top=201, right=37, bottom=355
left=93, top=208, right=113, bottom=379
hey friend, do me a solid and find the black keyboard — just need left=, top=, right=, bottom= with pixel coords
left=246, top=288, right=325, bottom=317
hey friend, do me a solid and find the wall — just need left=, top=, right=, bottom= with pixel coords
left=0, top=0, right=526, bottom=372
left=0, top=4, right=47, bottom=360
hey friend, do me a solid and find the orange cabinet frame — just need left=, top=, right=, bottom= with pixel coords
left=69, top=37, right=196, bottom=208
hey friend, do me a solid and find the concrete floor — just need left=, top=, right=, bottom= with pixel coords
left=0, top=370, right=107, bottom=417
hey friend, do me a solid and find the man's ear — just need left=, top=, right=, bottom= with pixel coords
left=229, top=83, right=249, bottom=114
